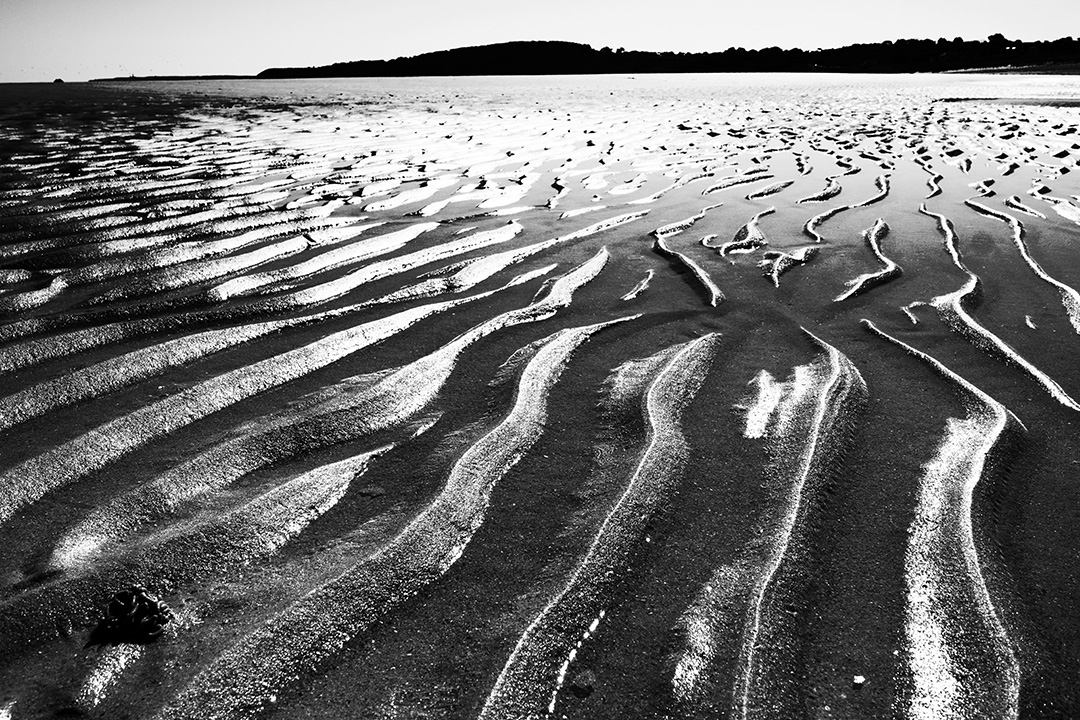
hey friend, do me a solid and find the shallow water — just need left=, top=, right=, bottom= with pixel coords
left=1, top=73, right=1079, bottom=720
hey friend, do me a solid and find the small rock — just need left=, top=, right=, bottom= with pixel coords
left=853, top=674, right=867, bottom=686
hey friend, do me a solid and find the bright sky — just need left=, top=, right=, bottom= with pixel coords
left=1, top=0, right=1075, bottom=82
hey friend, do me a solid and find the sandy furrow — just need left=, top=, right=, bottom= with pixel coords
left=719, top=208, right=775, bottom=256
left=370, top=209, right=647, bottom=303
left=362, top=175, right=461, bottom=212
left=49, top=252, right=609, bottom=570
left=0, top=446, right=393, bottom=652
left=37, top=176, right=204, bottom=203
left=834, top=219, right=901, bottom=301
left=970, top=180, right=996, bottom=198
left=653, top=236, right=724, bottom=306
left=758, top=247, right=817, bottom=287
left=964, top=200, right=1080, bottom=334
left=238, top=221, right=520, bottom=301
left=0, top=254, right=556, bottom=379
left=796, top=177, right=842, bottom=204
left=83, top=234, right=313, bottom=305
left=478, top=334, right=717, bottom=720
left=60, top=217, right=366, bottom=286
left=0, top=276, right=67, bottom=312
left=241, top=210, right=644, bottom=314
left=1033, top=194, right=1080, bottom=226
left=624, top=170, right=715, bottom=206
left=25, top=204, right=341, bottom=268
left=702, top=174, right=775, bottom=196
left=925, top=172, right=944, bottom=199
left=919, top=204, right=1080, bottom=411
left=205, top=221, right=441, bottom=301
left=62, top=445, right=393, bottom=709
left=746, top=180, right=794, bottom=200
left=803, top=204, right=850, bottom=243
left=853, top=174, right=890, bottom=207
left=1003, top=196, right=1045, bottom=220
left=862, top=320, right=1021, bottom=720
left=153, top=316, right=635, bottom=720
left=651, top=204, right=722, bottom=240
left=730, top=332, right=867, bottom=720
left=0, top=203, right=274, bottom=260
left=0, top=282, right=534, bottom=525
left=0, top=209, right=588, bottom=348
left=0, top=201, right=136, bottom=231
left=0, top=315, right=308, bottom=433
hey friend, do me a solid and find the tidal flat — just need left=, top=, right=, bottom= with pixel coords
left=0, top=73, right=1079, bottom=719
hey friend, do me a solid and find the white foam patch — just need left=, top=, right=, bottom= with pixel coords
left=1043, top=196, right=1080, bottom=225
left=905, top=416, right=979, bottom=720
left=671, top=564, right=747, bottom=703
left=605, top=344, right=680, bottom=409
left=76, top=644, right=144, bottom=710
left=863, top=320, right=1020, bottom=720
left=742, top=370, right=784, bottom=439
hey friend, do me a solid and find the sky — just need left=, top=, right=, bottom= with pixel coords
left=1, top=0, right=1076, bottom=82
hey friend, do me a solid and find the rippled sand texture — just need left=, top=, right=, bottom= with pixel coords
left=1, top=74, right=1080, bottom=719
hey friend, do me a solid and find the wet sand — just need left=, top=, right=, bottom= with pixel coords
left=0, top=74, right=1079, bottom=719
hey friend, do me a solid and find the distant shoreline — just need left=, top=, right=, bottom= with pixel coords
left=79, top=37, right=1080, bottom=83
left=86, top=66, right=1080, bottom=83
left=945, top=62, right=1080, bottom=75
left=88, top=74, right=256, bottom=82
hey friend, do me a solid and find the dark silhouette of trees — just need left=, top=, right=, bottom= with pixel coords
left=125, top=36, right=1079, bottom=80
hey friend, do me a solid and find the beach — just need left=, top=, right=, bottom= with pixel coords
left=0, top=72, right=1079, bottom=719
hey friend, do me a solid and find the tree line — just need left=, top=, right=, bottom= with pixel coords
left=256, top=36, right=1080, bottom=78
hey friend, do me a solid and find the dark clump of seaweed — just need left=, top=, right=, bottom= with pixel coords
left=84, top=585, right=174, bottom=648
